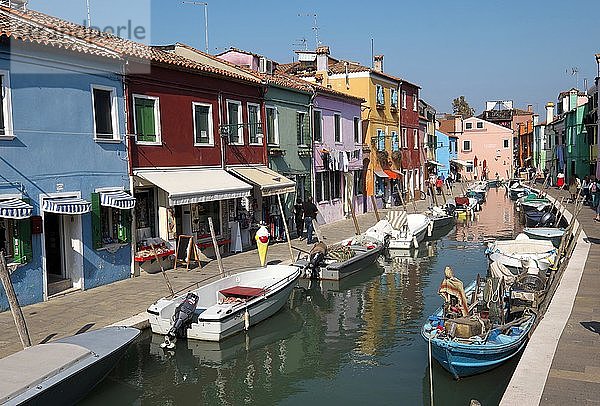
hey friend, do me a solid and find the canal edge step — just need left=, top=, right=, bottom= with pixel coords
left=500, top=192, right=591, bottom=406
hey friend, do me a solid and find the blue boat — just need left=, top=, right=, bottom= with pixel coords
left=422, top=278, right=536, bottom=379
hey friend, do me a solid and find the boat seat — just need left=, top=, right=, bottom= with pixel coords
left=194, top=308, right=206, bottom=316
left=0, top=343, right=91, bottom=404
left=219, top=286, right=266, bottom=299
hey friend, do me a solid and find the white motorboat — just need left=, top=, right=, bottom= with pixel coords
left=507, top=179, right=529, bottom=199
left=486, top=234, right=557, bottom=273
left=523, top=227, right=565, bottom=247
left=425, top=205, right=455, bottom=230
left=386, top=210, right=432, bottom=250
left=0, top=326, right=140, bottom=406
left=148, top=265, right=301, bottom=343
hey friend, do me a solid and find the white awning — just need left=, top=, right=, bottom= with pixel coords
left=42, top=197, right=91, bottom=215
left=134, top=168, right=252, bottom=205
left=374, top=169, right=389, bottom=178
left=0, top=199, right=32, bottom=219
left=100, top=191, right=136, bottom=209
left=450, top=159, right=470, bottom=167
left=228, top=166, right=295, bottom=196
left=427, top=160, right=445, bottom=167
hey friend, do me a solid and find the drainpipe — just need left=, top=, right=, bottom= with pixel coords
left=218, top=91, right=226, bottom=169
left=260, top=82, right=268, bottom=166
left=309, top=87, right=317, bottom=200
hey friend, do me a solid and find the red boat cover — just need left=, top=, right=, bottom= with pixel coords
left=455, top=197, right=470, bottom=206
left=219, top=286, right=266, bottom=299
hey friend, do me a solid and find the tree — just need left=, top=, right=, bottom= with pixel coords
left=452, top=96, right=475, bottom=118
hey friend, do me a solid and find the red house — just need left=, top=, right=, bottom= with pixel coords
left=399, top=81, right=423, bottom=198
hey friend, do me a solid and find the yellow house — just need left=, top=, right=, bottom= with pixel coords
left=282, top=48, right=403, bottom=206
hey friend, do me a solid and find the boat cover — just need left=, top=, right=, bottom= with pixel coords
left=386, top=209, right=407, bottom=230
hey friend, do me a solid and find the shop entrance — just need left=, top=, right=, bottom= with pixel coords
left=44, top=213, right=83, bottom=297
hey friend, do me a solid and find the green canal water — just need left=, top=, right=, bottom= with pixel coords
left=82, top=189, right=522, bottom=406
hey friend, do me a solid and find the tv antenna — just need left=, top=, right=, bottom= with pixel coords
left=298, top=13, right=320, bottom=48
left=566, top=66, right=579, bottom=89
left=293, top=38, right=308, bottom=51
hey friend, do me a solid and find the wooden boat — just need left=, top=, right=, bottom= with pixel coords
left=0, top=326, right=140, bottom=405
left=422, top=273, right=536, bottom=379
left=486, top=234, right=557, bottom=273
left=295, top=238, right=383, bottom=281
left=523, top=227, right=565, bottom=247
left=148, top=265, right=301, bottom=343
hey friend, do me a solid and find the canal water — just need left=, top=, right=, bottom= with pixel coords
left=82, top=188, right=522, bottom=406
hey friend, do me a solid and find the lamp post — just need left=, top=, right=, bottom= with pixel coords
left=182, top=1, right=209, bottom=53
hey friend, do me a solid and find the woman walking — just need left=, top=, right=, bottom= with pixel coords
left=294, top=198, right=304, bottom=239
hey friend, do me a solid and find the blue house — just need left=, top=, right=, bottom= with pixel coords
left=0, top=7, right=134, bottom=310
left=435, top=129, right=455, bottom=179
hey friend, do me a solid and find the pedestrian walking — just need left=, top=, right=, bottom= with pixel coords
left=591, top=177, right=599, bottom=209
left=435, top=176, right=443, bottom=195
left=302, top=196, right=319, bottom=244
left=582, top=176, right=590, bottom=204
left=293, top=198, right=304, bottom=239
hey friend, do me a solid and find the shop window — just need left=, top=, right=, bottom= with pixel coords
left=0, top=216, right=32, bottom=265
left=92, top=86, right=119, bottom=140
left=266, top=106, right=279, bottom=145
left=334, top=113, right=342, bottom=143
left=375, top=176, right=385, bottom=197
left=248, top=103, right=262, bottom=145
left=91, top=193, right=132, bottom=249
left=193, top=102, right=213, bottom=146
left=191, top=201, right=221, bottom=238
left=313, top=110, right=322, bottom=143
left=133, top=94, right=161, bottom=144
left=227, top=100, right=243, bottom=145
left=353, top=170, right=363, bottom=195
left=134, top=190, right=155, bottom=238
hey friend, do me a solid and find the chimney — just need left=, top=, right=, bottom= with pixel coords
left=545, top=102, right=554, bottom=124
left=533, top=114, right=539, bottom=126
left=374, top=54, right=384, bottom=73
left=527, top=104, right=533, bottom=112
left=316, top=45, right=330, bottom=72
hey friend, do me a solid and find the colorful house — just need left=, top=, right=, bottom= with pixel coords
left=0, top=6, right=133, bottom=309
left=458, top=117, right=513, bottom=180
left=435, top=130, right=452, bottom=179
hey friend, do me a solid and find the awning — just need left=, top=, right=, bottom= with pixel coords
left=0, top=199, right=32, bottom=219
left=135, top=168, right=252, bottom=205
left=374, top=169, right=389, bottom=178
left=42, top=197, right=91, bottom=215
left=100, top=191, right=136, bottom=209
left=228, top=166, right=295, bottom=196
left=450, top=159, right=470, bottom=167
left=383, top=169, right=400, bottom=179
left=427, top=160, right=445, bottom=167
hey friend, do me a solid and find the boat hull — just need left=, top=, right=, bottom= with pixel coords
left=388, top=224, right=429, bottom=250
left=523, top=228, right=564, bottom=248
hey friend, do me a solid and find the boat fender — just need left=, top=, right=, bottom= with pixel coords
left=244, top=308, right=250, bottom=330
left=427, top=221, right=433, bottom=237
left=412, top=236, right=419, bottom=249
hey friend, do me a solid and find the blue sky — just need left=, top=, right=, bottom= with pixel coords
left=30, top=0, right=600, bottom=115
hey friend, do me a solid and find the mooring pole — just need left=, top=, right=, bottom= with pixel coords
left=208, top=217, right=224, bottom=276
left=277, top=194, right=295, bottom=263
left=370, top=195, right=381, bottom=222
left=350, top=197, right=361, bottom=235
left=0, top=252, right=31, bottom=348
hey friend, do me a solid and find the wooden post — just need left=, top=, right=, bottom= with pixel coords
left=0, top=252, right=31, bottom=348
left=396, top=184, right=409, bottom=213
left=440, top=184, right=447, bottom=205
left=277, top=194, right=295, bottom=263
left=430, top=185, right=438, bottom=207
left=350, top=197, right=361, bottom=235
left=208, top=217, right=224, bottom=276
left=410, top=189, right=418, bottom=213
left=151, top=243, right=174, bottom=297
left=370, top=195, right=381, bottom=222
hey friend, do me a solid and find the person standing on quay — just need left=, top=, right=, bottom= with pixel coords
left=302, top=196, right=319, bottom=244
left=294, top=198, right=304, bottom=239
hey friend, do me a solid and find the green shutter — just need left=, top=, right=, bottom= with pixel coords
left=297, top=113, right=302, bottom=145
left=118, top=209, right=132, bottom=243
left=135, top=98, right=156, bottom=142
left=304, top=113, right=310, bottom=145
left=12, top=198, right=32, bottom=264
left=91, top=192, right=102, bottom=249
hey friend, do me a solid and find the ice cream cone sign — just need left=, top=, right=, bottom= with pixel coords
left=255, top=223, right=270, bottom=266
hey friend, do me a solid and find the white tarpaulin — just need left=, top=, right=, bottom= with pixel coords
left=134, top=168, right=252, bottom=206
left=229, top=166, right=295, bottom=196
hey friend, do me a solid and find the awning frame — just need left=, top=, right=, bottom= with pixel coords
left=0, top=198, right=33, bottom=219
left=100, top=190, right=136, bottom=210
left=228, top=166, right=296, bottom=197
left=42, top=195, right=91, bottom=215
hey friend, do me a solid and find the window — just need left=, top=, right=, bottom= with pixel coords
left=266, top=106, right=278, bottom=145
left=401, top=90, right=407, bottom=109
left=401, top=128, right=408, bottom=148
left=334, top=113, right=342, bottom=143
left=392, top=131, right=399, bottom=152
left=92, top=86, right=119, bottom=140
left=377, top=129, right=385, bottom=151
left=192, top=102, right=213, bottom=146
left=331, top=171, right=341, bottom=199
left=503, top=139, right=510, bottom=148
left=91, top=193, right=132, bottom=249
left=413, top=129, right=419, bottom=149
left=466, top=161, right=474, bottom=173
left=190, top=201, right=221, bottom=238
left=247, top=103, right=262, bottom=145
left=313, top=110, right=322, bottom=143
left=315, top=171, right=331, bottom=202
left=353, top=117, right=360, bottom=144
left=465, top=122, right=473, bottom=130
left=390, top=88, right=398, bottom=108
left=463, top=140, right=471, bottom=151
left=353, top=170, right=363, bottom=195
left=133, top=95, right=161, bottom=144
left=376, top=84, right=385, bottom=106
left=375, top=175, right=385, bottom=197
left=476, top=121, right=483, bottom=129
left=413, top=94, right=418, bottom=111
left=0, top=71, right=13, bottom=137
left=0, top=206, right=32, bottom=264
left=297, top=111, right=309, bottom=145
left=227, top=100, right=243, bottom=145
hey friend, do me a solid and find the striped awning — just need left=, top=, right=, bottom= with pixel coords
left=100, top=191, right=136, bottom=209
left=374, top=170, right=389, bottom=178
left=42, top=197, right=91, bottom=215
left=0, top=199, right=32, bottom=219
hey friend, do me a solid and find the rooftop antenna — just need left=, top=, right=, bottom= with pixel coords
left=183, top=1, right=209, bottom=53
left=567, top=66, right=579, bottom=89
left=298, top=13, right=320, bottom=48
left=293, top=38, right=308, bottom=51
left=85, top=0, right=91, bottom=27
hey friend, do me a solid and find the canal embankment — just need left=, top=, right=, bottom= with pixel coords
left=501, top=187, right=599, bottom=406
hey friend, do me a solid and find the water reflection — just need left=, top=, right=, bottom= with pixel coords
left=82, top=192, right=520, bottom=406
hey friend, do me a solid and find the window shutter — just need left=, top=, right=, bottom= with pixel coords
left=296, top=113, right=302, bottom=144
left=303, top=113, right=310, bottom=145
left=118, top=208, right=132, bottom=243
left=91, top=192, right=102, bottom=249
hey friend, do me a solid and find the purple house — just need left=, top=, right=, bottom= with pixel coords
left=311, top=88, right=364, bottom=223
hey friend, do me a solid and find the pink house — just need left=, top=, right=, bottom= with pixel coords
left=458, top=117, right=513, bottom=180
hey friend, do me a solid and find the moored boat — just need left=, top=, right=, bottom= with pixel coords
left=486, top=234, right=557, bottom=273
left=523, top=227, right=565, bottom=247
left=386, top=211, right=432, bottom=249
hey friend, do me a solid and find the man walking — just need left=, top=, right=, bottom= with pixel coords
left=302, top=196, right=319, bottom=244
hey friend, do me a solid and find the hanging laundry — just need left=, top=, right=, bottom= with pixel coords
left=342, top=151, right=350, bottom=172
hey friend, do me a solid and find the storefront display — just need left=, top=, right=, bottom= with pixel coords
left=134, top=237, right=174, bottom=274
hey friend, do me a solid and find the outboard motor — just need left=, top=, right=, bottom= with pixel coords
left=161, top=292, right=199, bottom=349
left=305, top=242, right=327, bottom=279
left=538, top=212, right=555, bottom=227
left=445, top=202, right=456, bottom=216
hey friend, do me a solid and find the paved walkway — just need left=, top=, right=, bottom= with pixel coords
left=0, top=190, right=459, bottom=358
left=539, top=189, right=600, bottom=405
